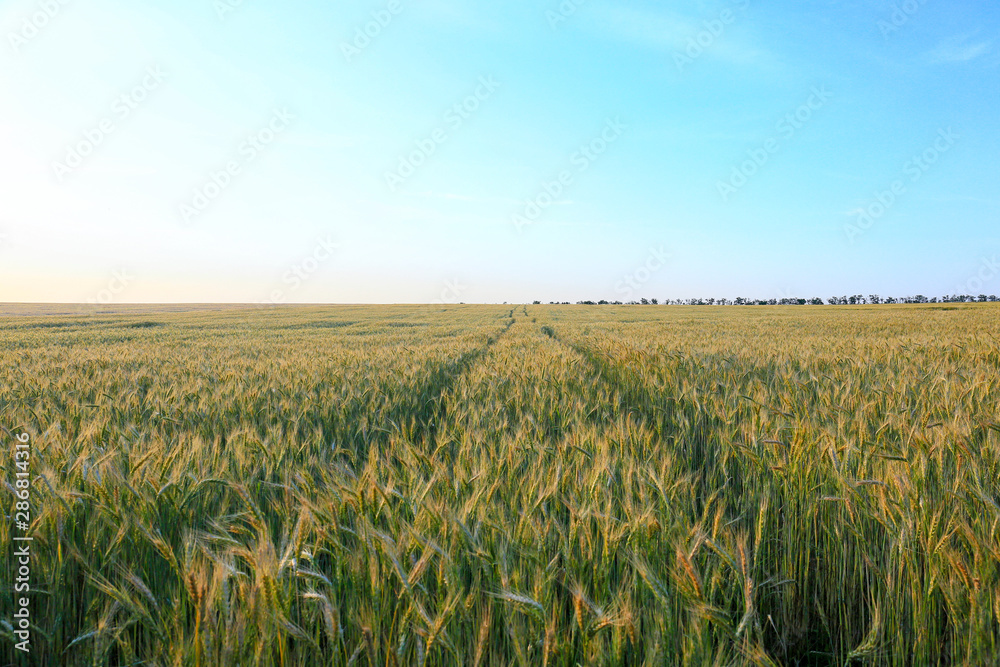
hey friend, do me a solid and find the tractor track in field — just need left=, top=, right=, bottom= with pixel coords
left=380, top=312, right=517, bottom=448
left=539, top=322, right=657, bottom=417
left=539, top=321, right=723, bottom=459
left=539, top=320, right=740, bottom=507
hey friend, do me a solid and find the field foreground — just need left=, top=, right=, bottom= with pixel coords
left=2, top=304, right=999, bottom=665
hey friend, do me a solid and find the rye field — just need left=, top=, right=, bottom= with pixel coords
left=2, top=304, right=999, bottom=666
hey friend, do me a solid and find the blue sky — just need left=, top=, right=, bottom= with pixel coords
left=0, top=0, right=997, bottom=303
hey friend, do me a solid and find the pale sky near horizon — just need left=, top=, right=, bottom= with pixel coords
left=0, top=0, right=997, bottom=304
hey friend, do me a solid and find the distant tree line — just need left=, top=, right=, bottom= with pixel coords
left=532, top=294, right=999, bottom=306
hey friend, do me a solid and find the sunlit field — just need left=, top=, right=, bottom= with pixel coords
left=2, top=304, right=999, bottom=665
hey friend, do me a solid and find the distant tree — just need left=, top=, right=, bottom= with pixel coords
left=869, top=294, right=881, bottom=304
left=651, top=298, right=659, bottom=305
left=533, top=300, right=541, bottom=305
left=811, top=298, right=824, bottom=305
left=598, top=299, right=609, bottom=305
left=640, top=298, right=649, bottom=305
